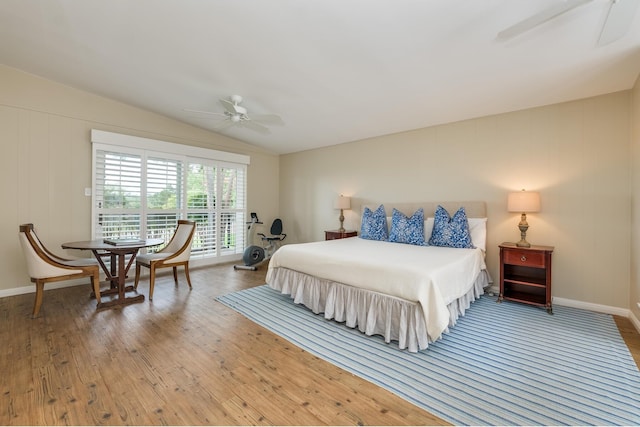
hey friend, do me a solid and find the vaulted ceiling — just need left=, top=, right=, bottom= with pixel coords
left=1, top=0, right=639, bottom=154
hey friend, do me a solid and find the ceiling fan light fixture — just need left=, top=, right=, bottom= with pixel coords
left=185, top=94, right=282, bottom=135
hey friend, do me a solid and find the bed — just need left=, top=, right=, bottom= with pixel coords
left=266, top=201, right=490, bottom=352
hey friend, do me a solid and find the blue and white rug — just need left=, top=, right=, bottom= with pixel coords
left=216, top=285, right=640, bottom=426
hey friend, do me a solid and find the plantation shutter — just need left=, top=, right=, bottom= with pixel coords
left=94, top=149, right=142, bottom=239
left=91, top=130, right=249, bottom=264
left=219, top=164, right=247, bottom=256
left=146, top=156, right=183, bottom=246
left=184, top=161, right=247, bottom=258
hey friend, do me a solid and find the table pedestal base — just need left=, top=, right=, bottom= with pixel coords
left=97, top=293, right=145, bottom=309
left=91, top=285, right=138, bottom=297
left=94, top=284, right=145, bottom=308
left=61, top=238, right=163, bottom=311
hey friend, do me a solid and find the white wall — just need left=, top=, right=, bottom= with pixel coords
left=3, top=61, right=636, bottom=314
left=280, top=91, right=632, bottom=310
left=0, top=64, right=280, bottom=294
left=631, top=73, right=640, bottom=321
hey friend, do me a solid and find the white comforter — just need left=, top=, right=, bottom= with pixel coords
left=266, top=237, right=486, bottom=341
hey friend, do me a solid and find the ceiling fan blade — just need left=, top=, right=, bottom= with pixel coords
left=598, top=0, right=639, bottom=46
left=497, top=0, right=593, bottom=41
left=219, top=98, right=238, bottom=114
left=249, top=114, right=284, bottom=126
left=240, top=120, right=271, bottom=134
left=212, top=119, right=235, bottom=131
left=183, top=108, right=226, bottom=117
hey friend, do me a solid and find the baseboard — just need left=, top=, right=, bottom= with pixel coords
left=0, top=280, right=84, bottom=298
left=485, top=287, right=635, bottom=326
left=0, top=255, right=243, bottom=299
left=551, top=296, right=630, bottom=317
left=3, top=276, right=638, bottom=334
left=630, top=310, right=640, bottom=334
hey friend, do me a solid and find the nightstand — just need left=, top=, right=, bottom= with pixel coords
left=325, top=230, right=358, bottom=240
left=499, top=242, right=554, bottom=314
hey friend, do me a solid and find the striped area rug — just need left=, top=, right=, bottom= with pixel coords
left=216, top=285, right=640, bottom=426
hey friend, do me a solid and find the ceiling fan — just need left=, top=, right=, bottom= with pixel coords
left=497, top=0, right=639, bottom=46
left=184, top=94, right=284, bottom=134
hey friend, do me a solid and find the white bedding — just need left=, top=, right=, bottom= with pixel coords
left=266, top=237, right=486, bottom=342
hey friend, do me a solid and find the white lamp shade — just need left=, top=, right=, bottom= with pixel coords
left=508, top=191, right=541, bottom=213
left=334, top=195, right=351, bottom=210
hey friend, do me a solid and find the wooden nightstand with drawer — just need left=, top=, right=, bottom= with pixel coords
left=499, top=242, right=554, bottom=314
left=325, top=230, right=358, bottom=240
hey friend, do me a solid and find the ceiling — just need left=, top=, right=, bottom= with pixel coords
left=1, top=0, right=640, bottom=154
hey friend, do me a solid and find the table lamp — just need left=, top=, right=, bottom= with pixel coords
left=507, top=189, right=540, bottom=248
left=334, top=195, right=351, bottom=232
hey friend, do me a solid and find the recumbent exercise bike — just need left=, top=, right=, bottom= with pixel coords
left=234, top=212, right=286, bottom=271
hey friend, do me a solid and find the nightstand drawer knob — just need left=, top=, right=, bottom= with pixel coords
left=521, top=256, right=527, bottom=262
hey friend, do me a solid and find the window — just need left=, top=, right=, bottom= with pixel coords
left=91, top=130, right=250, bottom=263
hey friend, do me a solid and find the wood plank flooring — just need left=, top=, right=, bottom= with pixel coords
left=1, top=263, right=639, bottom=426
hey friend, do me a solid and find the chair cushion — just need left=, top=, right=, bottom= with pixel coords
left=61, top=258, right=99, bottom=267
left=137, top=252, right=175, bottom=263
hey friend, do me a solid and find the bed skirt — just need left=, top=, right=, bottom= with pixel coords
left=267, top=267, right=491, bottom=352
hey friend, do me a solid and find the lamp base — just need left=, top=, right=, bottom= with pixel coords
left=338, top=209, right=345, bottom=233
left=516, top=213, right=531, bottom=248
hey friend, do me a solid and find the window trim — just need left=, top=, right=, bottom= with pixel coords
left=91, top=129, right=250, bottom=165
left=90, top=130, right=250, bottom=265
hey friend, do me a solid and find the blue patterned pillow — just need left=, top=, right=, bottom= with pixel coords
left=428, top=206, right=474, bottom=248
left=360, top=205, right=388, bottom=241
left=388, top=208, right=427, bottom=246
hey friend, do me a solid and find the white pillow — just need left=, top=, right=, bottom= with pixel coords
left=424, top=217, right=435, bottom=241
left=423, top=217, right=487, bottom=251
left=468, top=217, right=488, bottom=251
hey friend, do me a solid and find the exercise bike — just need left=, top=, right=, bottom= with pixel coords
left=233, top=212, right=286, bottom=271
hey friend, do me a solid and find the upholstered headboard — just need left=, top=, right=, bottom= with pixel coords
left=360, top=201, right=486, bottom=220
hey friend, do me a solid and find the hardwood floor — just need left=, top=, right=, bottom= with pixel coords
left=0, top=263, right=447, bottom=426
left=1, top=263, right=639, bottom=426
left=615, top=316, right=640, bottom=369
